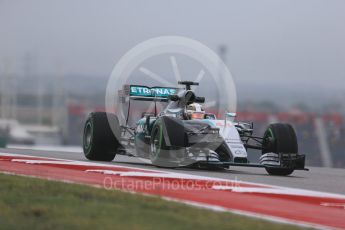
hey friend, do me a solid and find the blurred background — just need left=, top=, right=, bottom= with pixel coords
left=0, top=0, right=344, bottom=168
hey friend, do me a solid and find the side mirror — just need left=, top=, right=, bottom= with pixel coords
left=226, top=112, right=236, bottom=118
left=168, top=94, right=179, bottom=101
left=224, top=112, right=236, bottom=126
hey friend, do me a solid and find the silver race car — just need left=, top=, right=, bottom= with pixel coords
left=83, top=81, right=307, bottom=176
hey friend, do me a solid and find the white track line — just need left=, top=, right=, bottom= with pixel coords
left=2, top=152, right=345, bottom=199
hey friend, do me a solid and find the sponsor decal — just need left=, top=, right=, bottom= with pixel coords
left=130, top=86, right=177, bottom=98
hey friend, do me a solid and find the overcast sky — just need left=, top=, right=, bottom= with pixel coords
left=1, top=0, right=344, bottom=91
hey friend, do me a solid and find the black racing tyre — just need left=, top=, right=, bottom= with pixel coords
left=83, top=112, right=121, bottom=161
left=262, top=123, right=298, bottom=176
left=150, top=122, right=184, bottom=168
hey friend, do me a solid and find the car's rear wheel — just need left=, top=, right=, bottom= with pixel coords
left=262, top=123, right=298, bottom=176
left=83, top=112, right=121, bottom=161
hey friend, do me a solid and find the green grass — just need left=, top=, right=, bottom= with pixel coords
left=0, top=173, right=308, bottom=230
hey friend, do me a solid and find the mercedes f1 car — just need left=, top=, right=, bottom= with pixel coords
left=83, top=81, right=307, bottom=176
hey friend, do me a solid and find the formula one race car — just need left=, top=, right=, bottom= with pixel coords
left=83, top=81, right=307, bottom=176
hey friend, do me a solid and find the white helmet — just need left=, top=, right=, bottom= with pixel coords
left=186, top=103, right=205, bottom=120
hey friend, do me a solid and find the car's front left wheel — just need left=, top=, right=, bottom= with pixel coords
left=150, top=122, right=184, bottom=168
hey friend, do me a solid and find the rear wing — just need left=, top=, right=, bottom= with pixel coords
left=119, top=85, right=178, bottom=103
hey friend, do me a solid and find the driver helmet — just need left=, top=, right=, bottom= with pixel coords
left=186, top=103, right=205, bottom=120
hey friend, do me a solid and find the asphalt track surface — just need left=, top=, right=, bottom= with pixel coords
left=2, top=147, right=345, bottom=195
